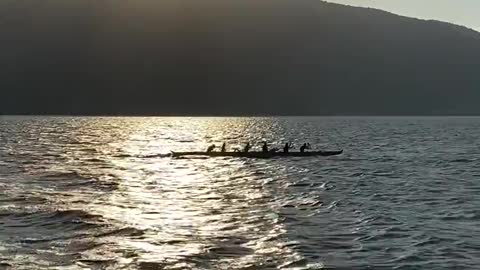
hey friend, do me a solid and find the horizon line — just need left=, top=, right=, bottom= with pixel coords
left=3, top=114, right=480, bottom=118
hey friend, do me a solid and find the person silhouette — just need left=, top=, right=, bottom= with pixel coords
left=206, top=144, right=216, bottom=153
left=221, top=143, right=226, bottom=152
left=244, top=142, right=251, bottom=153
left=300, top=143, right=311, bottom=153
left=283, top=142, right=292, bottom=153
left=262, top=142, right=269, bottom=153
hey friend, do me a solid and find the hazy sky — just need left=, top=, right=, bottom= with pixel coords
left=326, top=0, right=480, bottom=31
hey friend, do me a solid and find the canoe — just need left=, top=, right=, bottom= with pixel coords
left=171, top=150, right=343, bottom=158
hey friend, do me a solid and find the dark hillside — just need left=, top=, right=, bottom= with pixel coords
left=1, top=0, right=479, bottom=115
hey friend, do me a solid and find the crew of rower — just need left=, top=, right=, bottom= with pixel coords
left=206, top=142, right=311, bottom=153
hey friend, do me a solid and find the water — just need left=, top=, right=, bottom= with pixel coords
left=1, top=116, right=480, bottom=269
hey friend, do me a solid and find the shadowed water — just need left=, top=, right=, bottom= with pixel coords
left=1, top=116, right=480, bottom=269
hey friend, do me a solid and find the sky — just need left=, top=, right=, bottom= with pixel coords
left=326, top=0, right=480, bottom=31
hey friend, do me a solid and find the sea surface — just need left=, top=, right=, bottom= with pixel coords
left=1, top=116, right=480, bottom=269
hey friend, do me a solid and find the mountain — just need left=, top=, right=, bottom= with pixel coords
left=1, top=0, right=480, bottom=115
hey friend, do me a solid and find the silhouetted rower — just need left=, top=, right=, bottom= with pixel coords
left=221, top=143, right=226, bottom=152
left=244, top=142, right=251, bottom=153
left=283, top=142, right=292, bottom=153
left=206, top=144, right=216, bottom=153
left=262, top=142, right=269, bottom=153
left=300, top=143, right=310, bottom=153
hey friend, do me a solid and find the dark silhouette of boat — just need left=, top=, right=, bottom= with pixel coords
left=171, top=150, right=343, bottom=158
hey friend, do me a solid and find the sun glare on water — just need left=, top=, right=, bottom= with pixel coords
left=77, top=117, right=308, bottom=268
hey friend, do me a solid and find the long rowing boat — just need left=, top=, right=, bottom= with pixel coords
left=171, top=150, right=343, bottom=158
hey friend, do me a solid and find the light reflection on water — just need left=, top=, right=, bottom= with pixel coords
left=92, top=118, right=308, bottom=268
left=1, top=116, right=480, bottom=269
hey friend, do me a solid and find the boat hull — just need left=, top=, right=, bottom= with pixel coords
left=171, top=150, right=343, bottom=158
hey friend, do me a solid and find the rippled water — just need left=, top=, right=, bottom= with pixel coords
left=1, top=116, right=480, bottom=269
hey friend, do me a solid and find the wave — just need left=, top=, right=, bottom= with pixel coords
left=84, top=158, right=104, bottom=163
left=94, top=227, right=144, bottom=238
left=439, top=211, right=480, bottom=221
left=113, top=153, right=172, bottom=158
left=35, top=171, right=119, bottom=192
left=3, top=208, right=140, bottom=239
left=1, top=210, right=106, bottom=249
left=49, top=209, right=103, bottom=220
left=450, top=158, right=475, bottom=163
left=41, top=171, right=90, bottom=181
